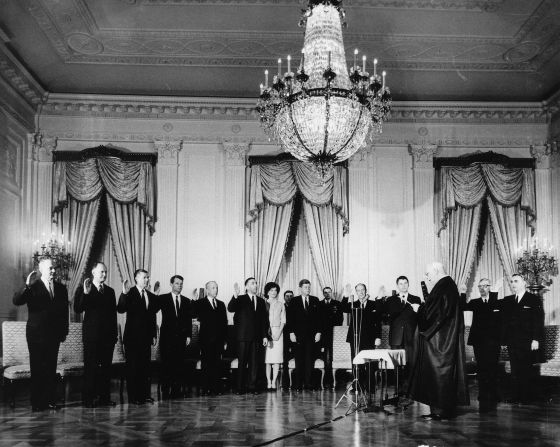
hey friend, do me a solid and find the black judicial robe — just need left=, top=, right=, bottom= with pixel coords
left=408, top=276, right=469, bottom=411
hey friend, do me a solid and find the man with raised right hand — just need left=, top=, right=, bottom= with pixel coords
left=13, top=258, right=68, bottom=411
left=117, top=269, right=158, bottom=405
left=74, top=261, right=117, bottom=407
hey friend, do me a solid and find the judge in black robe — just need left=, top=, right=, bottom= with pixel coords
left=408, top=262, right=469, bottom=419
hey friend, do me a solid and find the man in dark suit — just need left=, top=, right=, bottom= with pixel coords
left=228, top=277, right=269, bottom=394
left=320, top=286, right=343, bottom=389
left=459, top=277, right=502, bottom=412
left=288, top=279, right=322, bottom=391
left=117, top=268, right=158, bottom=405
left=74, top=261, right=117, bottom=407
left=157, top=275, right=193, bottom=399
left=13, top=257, right=69, bottom=411
left=382, top=276, right=422, bottom=393
left=341, top=283, right=382, bottom=388
left=281, top=289, right=294, bottom=390
left=193, top=281, right=228, bottom=395
left=501, top=273, right=544, bottom=404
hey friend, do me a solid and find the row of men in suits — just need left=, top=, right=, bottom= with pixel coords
left=12, top=259, right=422, bottom=410
left=460, top=274, right=544, bottom=411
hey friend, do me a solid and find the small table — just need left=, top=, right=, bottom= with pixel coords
left=353, top=349, right=406, bottom=412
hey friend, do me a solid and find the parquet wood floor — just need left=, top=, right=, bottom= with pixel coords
left=1, top=380, right=559, bottom=447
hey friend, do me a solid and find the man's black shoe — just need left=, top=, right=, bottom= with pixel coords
left=47, top=403, right=60, bottom=410
left=144, top=397, right=155, bottom=404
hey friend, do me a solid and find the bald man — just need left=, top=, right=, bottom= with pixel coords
left=408, top=262, right=469, bottom=420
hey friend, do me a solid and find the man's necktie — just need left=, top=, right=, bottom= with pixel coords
left=213, top=298, right=217, bottom=310
left=49, top=282, right=54, bottom=300
left=99, top=284, right=104, bottom=294
left=175, top=296, right=180, bottom=316
left=252, top=296, right=256, bottom=311
left=304, top=297, right=308, bottom=311
left=142, top=290, right=148, bottom=309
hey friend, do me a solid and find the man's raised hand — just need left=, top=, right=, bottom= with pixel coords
left=122, top=279, right=131, bottom=294
left=83, top=278, right=92, bottom=294
left=233, top=282, right=240, bottom=298
left=26, top=271, right=38, bottom=286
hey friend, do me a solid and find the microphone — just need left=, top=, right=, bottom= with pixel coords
left=420, top=281, right=429, bottom=300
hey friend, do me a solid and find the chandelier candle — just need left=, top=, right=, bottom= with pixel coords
left=256, top=0, right=392, bottom=175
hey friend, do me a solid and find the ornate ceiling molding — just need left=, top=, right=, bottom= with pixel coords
left=0, top=42, right=45, bottom=108
left=512, top=0, right=560, bottom=70
left=24, top=0, right=545, bottom=72
left=39, top=94, right=549, bottom=125
left=124, top=0, right=505, bottom=12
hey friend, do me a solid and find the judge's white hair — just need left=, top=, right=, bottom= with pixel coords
left=427, top=262, right=446, bottom=275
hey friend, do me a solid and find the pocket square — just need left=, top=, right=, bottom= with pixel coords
left=523, top=306, right=531, bottom=309
left=493, top=309, right=500, bottom=312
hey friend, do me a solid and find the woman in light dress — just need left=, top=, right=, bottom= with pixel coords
left=264, top=282, right=286, bottom=390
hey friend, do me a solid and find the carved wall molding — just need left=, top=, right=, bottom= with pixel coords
left=222, top=140, right=251, bottom=166
left=409, top=143, right=439, bottom=168
left=31, top=133, right=57, bottom=162
left=39, top=94, right=548, bottom=125
left=531, top=142, right=560, bottom=169
left=39, top=129, right=549, bottom=149
left=154, top=139, right=182, bottom=165
left=0, top=43, right=45, bottom=107
left=0, top=136, right=18, bottom=184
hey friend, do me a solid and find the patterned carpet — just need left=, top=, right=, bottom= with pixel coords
left=1, top=380, right=559, bottom=447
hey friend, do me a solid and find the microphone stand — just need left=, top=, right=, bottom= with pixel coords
left=335, top=293, right=367, bottom=415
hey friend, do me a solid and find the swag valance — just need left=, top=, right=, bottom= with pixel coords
left=437, top=164, right=536, bottom=235
left=247, top=162, right=349, bottom=234
left=52, top=158, right=156, bottom=233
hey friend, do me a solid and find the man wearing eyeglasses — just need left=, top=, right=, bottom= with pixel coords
left=459, top=278, right=502, bottom=413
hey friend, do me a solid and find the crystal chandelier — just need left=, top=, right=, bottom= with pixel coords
left=516, top=237, right=558, bottom=293
left=32, top=234, right=73, bottom=282
left=257, top=0, right=392, bottom=175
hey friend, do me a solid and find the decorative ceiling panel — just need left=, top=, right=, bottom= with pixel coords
left=0, top=0, right=558, bottom=101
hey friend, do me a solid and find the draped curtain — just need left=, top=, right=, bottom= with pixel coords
left=437, top=163, right=535, bottom=284
left=63, top=198, right=102, bottom=298
left=247, top=162, right=348, bottom=295
left=52, top=157, right=156, bottom=298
